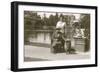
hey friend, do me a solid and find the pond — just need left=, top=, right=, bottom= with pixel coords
left=28, top=30, right=53, bottom=44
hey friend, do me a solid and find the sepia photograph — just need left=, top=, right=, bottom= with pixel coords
left=24, top=11, right=90, bottom=62
left=11, top=2, right=97, bottom=71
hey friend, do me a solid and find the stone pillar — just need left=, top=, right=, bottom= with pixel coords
left=73, top=37, right=86, bottom=52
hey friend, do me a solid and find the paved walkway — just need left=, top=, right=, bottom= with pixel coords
left=24, top=45, right=90, bottom=62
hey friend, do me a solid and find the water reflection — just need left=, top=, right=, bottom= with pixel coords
left=28, top=31, right=52, bottom=44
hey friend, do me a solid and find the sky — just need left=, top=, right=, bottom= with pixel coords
left=37, top=12, right=80, bottom=20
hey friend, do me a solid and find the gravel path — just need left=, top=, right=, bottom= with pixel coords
left=24, top=45, right=90, bottom=62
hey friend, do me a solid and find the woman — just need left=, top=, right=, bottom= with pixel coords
left=51, top=16, right=66, bottom=53
left=56, top=16, right=66, bottom=34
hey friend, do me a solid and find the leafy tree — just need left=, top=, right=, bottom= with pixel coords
left=80, top=14, right=90, bottom=37
left=80, top=14, right=90, bottom=51
left=24, top=11, right=41, bottom=43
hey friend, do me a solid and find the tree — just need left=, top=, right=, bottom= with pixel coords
left=24, top=11, right=41, bottom=43
left=80, top=14, right=90, bottom=37
left=80, top=14, right=90, bottom=51
left=80, top=14, right=90, bottom=29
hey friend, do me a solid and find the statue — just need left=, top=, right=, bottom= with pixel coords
left=72, top=20, right=85, bottom=38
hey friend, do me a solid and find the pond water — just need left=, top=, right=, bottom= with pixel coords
left=28, top=31, right=53, bottom=44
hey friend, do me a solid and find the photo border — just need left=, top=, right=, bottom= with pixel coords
left=11, top=1, right=98, bottom=72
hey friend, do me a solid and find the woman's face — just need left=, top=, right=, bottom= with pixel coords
left=60, top=17, right=63, bottom=21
